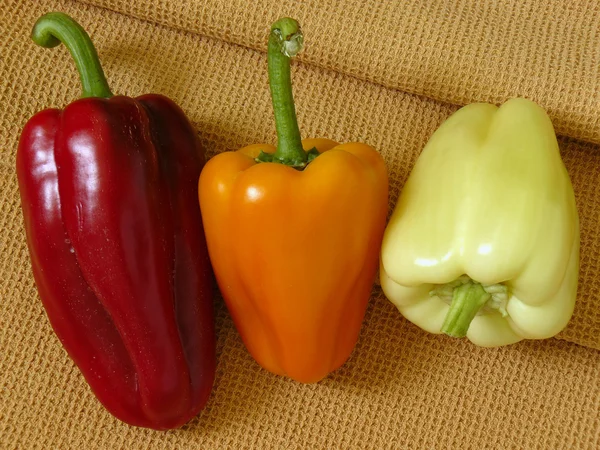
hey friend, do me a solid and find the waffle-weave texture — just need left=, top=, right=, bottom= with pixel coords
left=1, top=0, right=600, bottom=448
left=80, top=0, right=600, bottom=145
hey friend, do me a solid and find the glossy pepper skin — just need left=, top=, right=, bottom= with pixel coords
left=380, top=98, right=579, bottom=347
left=16, top=13, right=215, bottom=429
left=198, top=19, right=388, bottom=383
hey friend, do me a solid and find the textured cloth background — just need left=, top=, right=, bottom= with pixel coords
left=1, top=0, right=599, bottom=448
left=81, top=0, right=600, bottom=145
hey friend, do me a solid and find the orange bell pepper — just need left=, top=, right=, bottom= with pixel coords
left=198, top=18, right=388, bottom=383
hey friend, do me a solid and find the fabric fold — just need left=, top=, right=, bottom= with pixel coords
left=79, top=0, right=600, bottom=145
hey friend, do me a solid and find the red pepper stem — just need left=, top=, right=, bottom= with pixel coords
left=264, top=18, right=308, bottom=168
left=441, top=281, right=490, bottom=338
left=32, top=12, right=113, bottom=99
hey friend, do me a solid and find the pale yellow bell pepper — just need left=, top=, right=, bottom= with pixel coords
left=380, top=98, right=580, bottom=347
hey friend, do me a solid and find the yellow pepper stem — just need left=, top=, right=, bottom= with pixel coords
left=441, top=281, right=491, bottom=338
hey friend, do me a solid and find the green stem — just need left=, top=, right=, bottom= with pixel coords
left=441, top=281, right=491, bottom=338
left=261, top=17, right=307, bottom=167
left=32, top=12, right=112, bottom=98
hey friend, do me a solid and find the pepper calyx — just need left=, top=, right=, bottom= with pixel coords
left=431, top=275, right=509, bottom=338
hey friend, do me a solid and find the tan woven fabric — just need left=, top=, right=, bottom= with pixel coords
left=81, top=0, right=600, bottom=145
left=1, top=0, right=600, bottom=448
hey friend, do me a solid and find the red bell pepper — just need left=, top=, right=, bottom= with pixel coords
left=16, top=12, right=215, bottom=430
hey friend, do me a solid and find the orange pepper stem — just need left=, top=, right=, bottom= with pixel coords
left=257, top=18, right=314, bottom=168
